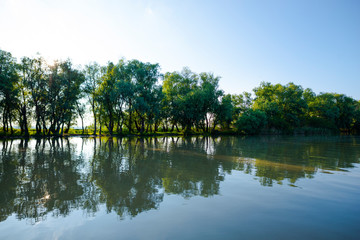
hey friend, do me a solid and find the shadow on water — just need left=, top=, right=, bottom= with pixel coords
left=0, top=136, right=359, bottom=223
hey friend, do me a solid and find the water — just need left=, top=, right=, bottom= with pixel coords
left=0, top=136, right=359, bottom=239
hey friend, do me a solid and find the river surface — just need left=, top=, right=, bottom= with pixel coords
left=0, top=136, right=359, bottom=240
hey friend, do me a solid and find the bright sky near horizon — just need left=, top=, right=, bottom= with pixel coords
left=1, top=0, right=359, bottom=99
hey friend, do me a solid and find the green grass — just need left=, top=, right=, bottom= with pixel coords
left=0, top=126, right=347, bottom=139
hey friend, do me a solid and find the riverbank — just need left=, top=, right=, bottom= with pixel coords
left=0, top=129, right=214, bottom=140
left=0, top=127, right=355, bottom=140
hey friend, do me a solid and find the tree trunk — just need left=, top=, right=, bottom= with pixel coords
left=19, top=114, right=24, bottom=135
left=35, top=104, right=41, bottom=135
left=141, top=117, right=145, bottom=133
left=92, top=100, right=97, bottom=135
left=81, top=117, right=84, bottom=134
left=93, top=112, right=97, bottom=135
left=9, top=116, right=14, bottom=135
left=99, top=114, right=102, bottom=135
left=23, top=106, right=29, bottom=137
left=36, top=122, right=41, bottom=135
left=116, top=114, right=121, bottom=134
left=108, top=108, right=113, bottom=135
left=205, top=117, right=209, bottom=133
left=184, top=124, right=191, bottom=134
left=119, top=120, right=123, bottom=134
left=64, top=120, right=71, bottom=134
left=212, top=121, right=217, bottom=132
left=56, top=122, right=61, bottom=134
left=3, top=111, right=6, bottom=132
left=42, top=116, right=47, bottom=135
left=135, top=119, right=141, bottom=132
left=108, top=120, right=113, bottom=135
left=128, top=99, right=132, bottom=133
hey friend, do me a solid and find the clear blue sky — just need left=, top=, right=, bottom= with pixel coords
left=1, top=0, right=359, bottom=99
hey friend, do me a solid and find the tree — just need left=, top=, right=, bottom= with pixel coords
left=113, top=60, right=133, bottom=134
left=23, top=55, right=47, bottom=135
left=75, top=101, right=86, bottom=134
left=236, top=109, right=267, bottom=134
left=253, top=82, right=307, bottom=131
left=231, top=92, right=253, bottom=123
left=96, top=62, right=117, bottom=135
left=307, top=93, right=339, bottom=130
left=84, top=62, right=102, bottom=135
left=333, top=94, right=357, bottom=131
left=46, top=60, right=85, bottom=135
left=198, top=72, right=223, bottom=132
left=128, top=60, right=162, bottom=133
left=163, top=68, right=224, bottom=133
left=0, top=49, right=19, bottom=135
left=163, top=68, right=198, bottom=132
left=17, top=57, right=34, bottom=136
left=214, top=94, right=233, bottom=130
left=60, top=60, right=85, bottom=133
left=352, top=101, right=360, bottom=133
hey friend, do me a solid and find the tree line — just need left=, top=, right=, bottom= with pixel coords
left=1, top=49, right=360, bottom=136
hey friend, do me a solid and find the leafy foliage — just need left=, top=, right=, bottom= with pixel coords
left=0, top=49, right=359, bottom=136
left=236, top=109, right=267, bottom=134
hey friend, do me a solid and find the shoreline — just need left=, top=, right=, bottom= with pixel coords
left=0, top=132, right=223, bottom=140
left=0, top=131, right=356, bottom=140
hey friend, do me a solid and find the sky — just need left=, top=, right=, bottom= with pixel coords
left=0, top=0, right=359, bottom=99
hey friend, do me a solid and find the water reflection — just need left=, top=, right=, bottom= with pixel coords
left=0, top=136, right=359, bottom=223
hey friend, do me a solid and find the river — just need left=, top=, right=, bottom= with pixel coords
left=0, top=136, right=359, bottom=239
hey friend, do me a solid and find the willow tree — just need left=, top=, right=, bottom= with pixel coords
left=163, top=68, right=225, bottom=133
left=253, top=82, right=307, bottom=131
left=0, top=49, right=19, bottom=135
left=96, top=62, right=118, bottom=135
left=22, top=56, right=47, bottom=135
left=163, top=68, right=198, bottom=132
left=46, top=60, right=85, bottom=135
left=198, top=72, right=223, bottom=132
left=128, top=60, right=162, bottom=133
left=17, top=57, right=34, bottom=136
left=84, top=62, right=102, bottom=135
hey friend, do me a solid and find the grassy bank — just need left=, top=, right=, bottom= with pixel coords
left=0, top=127, right=353, bottom=140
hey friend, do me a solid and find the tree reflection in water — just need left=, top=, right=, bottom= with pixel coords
left=0, top=136, right=359, bottom=222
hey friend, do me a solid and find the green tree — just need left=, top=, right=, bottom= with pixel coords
left=253, top=82, right=307, bottom=131
left=22, top=55, right=47, bottom=135
left=333, top=94, right=357, bottom=131
left=214, top=94, right=234, bottom=130
left=46, top=60, right=85, bottom=135
left=352, top=101, right=360, bottom=133
left=84, top=62, right=102, bottom=135
left=17, top=57, right=35, bottom=137
left=231, top=92, right=253, bottom=123
left=307, top=93, right=339, bottom=130
left=236, top=109, right=267, bottom=134
left=0, top=50, right=19, bottom=135
left=113, top=60, right=134, bottom=134
left=128, top=60, right=162, bottom=133
left=163, top=68, right=199, bottom=132
left=96, top=62, right=117, bottom=135
left=198, top=72, right=223, bottom=132
left=163, top=68, right=224, bottom=133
